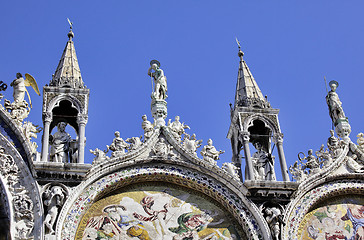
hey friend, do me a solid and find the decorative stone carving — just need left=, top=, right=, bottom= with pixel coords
left=77, top=113, right=88, bottom=125
left=126, top=136, right=143, bottom=151
left=0, top=146, right=34, bottom=239
left=43, top=185, right=67, bottom=235
left=107, top=131, right=129, bottom=158
left=90, top=148, right=109, bottom=164
left=222, top=162, right=240, bottom=179
left=182, top=133, right=202, bottom=156
left=168, top=116, right=190, bottom=141
left=142, top=114, right=154, bottom=141
left=0, top=80, right=7, bottom=102
left=327, top=129, right=344, bottom=157
left=264, top=207, right=283, bottom=240
left=357, top=132, right=364, bottom=152
left=148, top=60, right=167, bottom=100
left=22, top=121, right=42, bottom=153
left=289, top=161, right=306, bottom=182
left=290, top=130, right=346, bottom=181
left=152, top=138, right=176, bottom=159
left=298, top=149, right=321, bottom=175
left=4, top=99, right=30, bottom=125
left=251, top=142, right=276, bottom=180
left=346, top=154, right=364, bottom=173
left=49, top=122, right=72, bottom=163
left=200, top=139, right=224, bottom=165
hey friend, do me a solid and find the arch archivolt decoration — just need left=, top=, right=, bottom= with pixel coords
left=242, top=114, right=280, bottom=135
left=46, top=94, right=83, bottom=114
left=0, top=133, right=43, bottom=239
left=58, top=163, right=269, bottom=239
left=283, top=179, right=364, bottom=239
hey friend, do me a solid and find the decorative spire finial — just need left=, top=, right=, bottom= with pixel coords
left=67, top=18, right=74, bottom=40
left=235, top=37, right=244, bottom=61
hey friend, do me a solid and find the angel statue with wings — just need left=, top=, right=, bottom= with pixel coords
left=10, top=73, right=40, bottom=107
left=4, top=73, right=40, bottom=125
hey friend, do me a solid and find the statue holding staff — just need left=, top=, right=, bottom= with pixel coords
left=326, top=80, right=346, bottom=126
left=148, top=60, right=167, bottom=100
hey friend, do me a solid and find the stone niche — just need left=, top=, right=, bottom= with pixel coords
left=298, top=195, right=364, bottom=239
left=76, top=182, right=246, bottom=240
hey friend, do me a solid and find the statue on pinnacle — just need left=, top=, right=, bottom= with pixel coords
left=148, top=60, right=167, bottom=100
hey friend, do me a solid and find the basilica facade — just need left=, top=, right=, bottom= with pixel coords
left=0, top=27, right=363, bottom=240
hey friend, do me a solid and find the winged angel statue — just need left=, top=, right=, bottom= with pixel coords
left=10, top=73, right=40, bottom=107
left=4, top=73, right=40, bottom=125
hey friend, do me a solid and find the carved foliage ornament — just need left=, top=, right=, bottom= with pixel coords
left=0, top=146, right=34, bottom=239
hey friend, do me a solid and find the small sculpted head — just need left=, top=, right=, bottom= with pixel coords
left=330, top=129, right=335, bottom=137
left=254, top=142, right=262, bottom=151
left=16, top=73, right=22, bottom=78
left=142, top=115, right=147, bottom=121
left=329, top=80, right=339, bottom=92
left=115, top=131, right=120, bottom=137
left=207, top=139, right=213, bottom=146
left=57, top=122, right=67, bottom=132
left=308, top=149, right=313, bottom=155
left=151, top=63, right=158, bottom=71
left=175, top=116, right=180, bottom=122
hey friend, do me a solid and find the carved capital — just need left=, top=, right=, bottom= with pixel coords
left=77, top=114, right=88, bottom=125
left=42, top=112, right=52, bottom=123
left=273, top=133, right=284, bottom=144
left=241, top=131, right=250, bottom=142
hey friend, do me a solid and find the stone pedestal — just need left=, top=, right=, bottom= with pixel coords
left=151, top=99, right=167, bottom=126
left=335, top=119, right=351, bottom=142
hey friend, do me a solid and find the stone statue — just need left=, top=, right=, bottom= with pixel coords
left=200, top=139, right=224, bottom=164
left=326, top=80, right=346, bottom=126
left=252, top=142, right=276, bottom=181
left=265, top=207, right=283, bottom=240
left=49, top=122, right=72, bottom=163
left=107, top=131, right=129, bottom=158
left=22, top=121, right=42, bottom=153
left=327, top=129, right=343, bottom=157
left=182, top=133, right=202, bottom=156
left=90, top=148, right=109, bottom=164
left=152, top=138, right=176, bottom=159
left=148, top=60, right=167, bottom=100
left=10, top=73, right=40, bottom=107
left=126, top=136, right=143, bottom=151
left=168, top=116, right=190, bottom=141
left=357, top=133, right=364, bottom=151
left=43, top=185, right=66, bottom=235
left=289, top=161, right=306, bottom=182
left=298, top=149, right=321, bottom=175
left=142, top=115, right=154, bottom=141
left=222, top=162, right=240, bottom=179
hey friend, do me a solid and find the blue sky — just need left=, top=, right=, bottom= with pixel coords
left=1, top=1, right=364, bottom=181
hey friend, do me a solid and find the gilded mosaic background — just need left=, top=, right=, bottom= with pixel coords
left=77, top=183, right=242, bottom=240
left=298, top=195, right=364, bottom=240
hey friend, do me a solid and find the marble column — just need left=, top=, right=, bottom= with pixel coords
left=77, top=114, right=88, bottom=164
left=274, top=133, right=290, bottom=181
left=41, top=112, right=52, bottom=162
left=242, top=131, right=254, bottom=180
